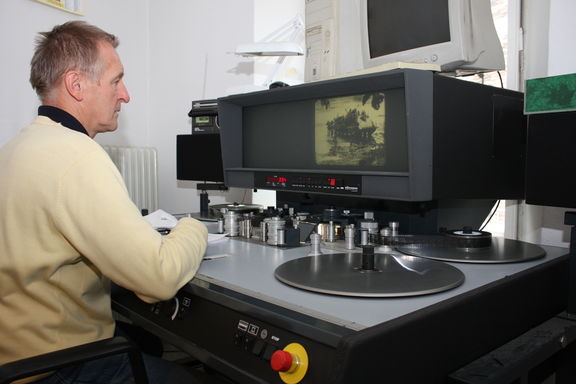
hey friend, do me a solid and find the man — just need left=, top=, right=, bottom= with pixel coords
left=0, top=21, right=208, bottom=383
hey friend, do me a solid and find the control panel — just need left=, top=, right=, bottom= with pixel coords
left=254, top=172, right=362, bottom=195
left=112, top=284, right=341, bottom=383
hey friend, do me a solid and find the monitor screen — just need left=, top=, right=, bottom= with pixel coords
left=243, top=89, right=408, bottom=172
left=176, top=134, right=224, bottom=183
left=367, top=0, right=450, bottom=59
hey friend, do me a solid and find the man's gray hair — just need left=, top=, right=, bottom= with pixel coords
left=30, top=21, right=119, bottom=100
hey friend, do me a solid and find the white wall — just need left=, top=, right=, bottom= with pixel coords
left=547, top=0, right=576, bottom=77
left=145, top=0, right=256, bottom=214
left=0, top=0, right=305, bottom=215
left=249, top=0, right=306, bottom=208
left=150, top=0, right=305, bottom=214
left=86, top=1, right=151, bottom=148
left=0, top=0, right=150, bottom=147
left=252, top=0, right=306, bottom=87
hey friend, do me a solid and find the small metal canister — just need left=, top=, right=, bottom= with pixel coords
left=217, top=218, right=225, bottom=234
left=326, top=221, right=336, bottom=242
left=242, top=214, right=253, bottom=239
left=389, top=221, right=399, bottom=237
left=266, top=217, right=286, bottom=246
left=344, top=225, right=355, bottom=250
left=277, top=228, right=286, bottom=246
left=260, top=220, right=268, bottom=243
left=358, top=227, right=369, bottom=246
left=224, top=211, right=239, bottom=237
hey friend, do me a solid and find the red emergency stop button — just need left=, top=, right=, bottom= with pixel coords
left=270, top=343, right=309, bottom=384
left=271, top=350, right=293, bottom=372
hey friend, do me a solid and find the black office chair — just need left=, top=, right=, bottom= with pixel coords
left=0, top=336, right=149, bottom=384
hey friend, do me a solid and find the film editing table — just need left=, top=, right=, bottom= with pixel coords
left=112, top=223, right=576, bottom=384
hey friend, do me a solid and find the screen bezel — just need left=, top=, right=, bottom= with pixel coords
left=218, top=69, right=435, bottom=201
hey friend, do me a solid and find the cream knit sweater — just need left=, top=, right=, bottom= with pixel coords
left=0, top=116, right=207, bottom=365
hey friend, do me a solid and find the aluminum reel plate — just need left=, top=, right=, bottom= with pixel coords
left=397, top=237, right=546, bottom=264
left=274, top=253, right=465, bottom=297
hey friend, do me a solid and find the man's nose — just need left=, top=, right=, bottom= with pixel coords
left=119, top=81, right=130, bottom=103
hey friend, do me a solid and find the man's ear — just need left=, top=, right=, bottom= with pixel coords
left=63, top=70, right=84, bottom=101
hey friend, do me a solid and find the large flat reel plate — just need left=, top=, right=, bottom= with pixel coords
left=210, top=203, right=262, bottom=213
left=274, top=253, right=465, bottom=297
left=397, top=237, right=546, bottom=264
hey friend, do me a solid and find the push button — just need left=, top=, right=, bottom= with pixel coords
left=270, top=343, right=309, bottom=384
left=270, top=350, right=293, bottom=372
left=251, top=339, right=266, bottom=357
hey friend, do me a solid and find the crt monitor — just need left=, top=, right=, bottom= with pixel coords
left=176, top=134, right=224, bottom=183
left=359, top=0, right=505, bottom=73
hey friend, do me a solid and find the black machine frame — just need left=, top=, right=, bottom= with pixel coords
left=113, top=253, right=569, bottom=383
left=218, top=69, right=526, bottom=202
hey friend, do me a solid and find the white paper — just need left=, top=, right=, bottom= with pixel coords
left=208, top=233, right=228, bottom=243
left=143, top=209, right=179, bottom=229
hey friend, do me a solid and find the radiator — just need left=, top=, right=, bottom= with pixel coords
left=102, top=145, right=159, bottom=213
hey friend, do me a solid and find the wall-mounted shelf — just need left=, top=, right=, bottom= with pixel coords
left=32, top=0, right=84, bottom=16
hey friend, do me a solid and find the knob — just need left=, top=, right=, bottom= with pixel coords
left=271, top=350, right=293, bottom=372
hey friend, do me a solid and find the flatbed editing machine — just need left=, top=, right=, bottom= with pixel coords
left=113, top=69, right=574, bottom=383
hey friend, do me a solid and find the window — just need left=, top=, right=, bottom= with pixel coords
left=464, top=0, right=522, bottom=238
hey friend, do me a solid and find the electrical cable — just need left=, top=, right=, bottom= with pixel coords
left=480, top=199, right=501, bottom=231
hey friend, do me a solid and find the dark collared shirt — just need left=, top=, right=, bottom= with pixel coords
left=38, top=106, right=89, bottom=136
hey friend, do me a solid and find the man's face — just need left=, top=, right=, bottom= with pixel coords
left=83, top=42, right=130, bottom=137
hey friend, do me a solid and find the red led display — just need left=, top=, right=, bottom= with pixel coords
left=266, top=176, right=287, bottom=184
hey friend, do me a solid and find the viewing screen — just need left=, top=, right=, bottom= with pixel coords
left=243, top=88, right=408, bottom=172
left=367, top=0, right=450, bottom=58
left=315, top=93, right=386, bottom=167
